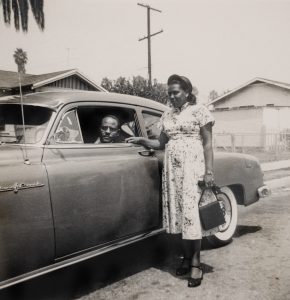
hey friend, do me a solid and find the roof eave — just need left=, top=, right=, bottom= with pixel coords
left=209, top=77, right=290, bottom=106
left=75, top=70, right=108, bottom=92
left=31, top=69, right=107, bottom=92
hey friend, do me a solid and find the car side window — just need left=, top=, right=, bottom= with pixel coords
left=76, top=106, right=139, bottom=144
left=142, top=112, right=162, bottom=139
left=54, top=110, right=83, bottom=143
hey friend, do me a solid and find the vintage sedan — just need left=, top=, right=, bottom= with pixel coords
left=0, top=91, right=269, bottom=289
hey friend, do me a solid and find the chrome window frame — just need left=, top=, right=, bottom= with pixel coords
left=45, top=101, right=143, bottom=149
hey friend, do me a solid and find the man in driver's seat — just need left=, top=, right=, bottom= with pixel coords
left=95, top=115, right=122, bottom=144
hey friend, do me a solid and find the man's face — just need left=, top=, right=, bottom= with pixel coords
left=100, top=116, right=120, bottom=143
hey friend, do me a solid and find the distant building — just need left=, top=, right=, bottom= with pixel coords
left=209, top=78, right=290, bottom=149
left=0, top=69, right=107, bottom=96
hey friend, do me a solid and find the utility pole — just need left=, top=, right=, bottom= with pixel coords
left=138, top=3, right=163, bottom=86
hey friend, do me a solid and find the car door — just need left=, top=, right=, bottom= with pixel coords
left=43, top=102, right=161, bottom=259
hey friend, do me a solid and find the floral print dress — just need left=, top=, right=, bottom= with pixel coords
left=160, top=102, right=218, bottom=240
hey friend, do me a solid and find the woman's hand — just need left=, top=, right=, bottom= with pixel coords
left=203, top=172, right=215, bottom=188
left=125, top=137, right=144, bottom=144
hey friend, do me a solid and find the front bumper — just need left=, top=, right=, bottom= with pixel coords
left=258, top=185, right=271, bottom=198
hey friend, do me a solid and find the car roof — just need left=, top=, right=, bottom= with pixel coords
left=0, top=91, right=167, bottom=112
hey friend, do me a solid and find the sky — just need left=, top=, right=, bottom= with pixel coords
left=1, top=0, right=290, bottom=101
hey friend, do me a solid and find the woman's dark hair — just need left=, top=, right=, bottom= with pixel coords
left=187, top=92, right=197, bottom=105
left=169, top=78, right=197, bottom=105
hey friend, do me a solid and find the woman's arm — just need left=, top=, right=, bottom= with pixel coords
left=125, top=131, right=169, bottom=150
left=200, top=123, right=214, bottom=186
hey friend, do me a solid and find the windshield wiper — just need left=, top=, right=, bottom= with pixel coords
left=0, top=140, right=18, bottom=144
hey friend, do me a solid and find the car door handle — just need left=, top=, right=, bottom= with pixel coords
left=138, top=149, right=155, bottom=157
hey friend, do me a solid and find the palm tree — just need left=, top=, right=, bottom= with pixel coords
left=1, top=0, right=44, bottom=32
left=13, top=47, right=29, bottom=162
left=13, top=48, right=28, bottom=74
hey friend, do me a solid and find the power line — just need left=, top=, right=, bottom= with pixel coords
left=138, top=3, right=163, bottom=86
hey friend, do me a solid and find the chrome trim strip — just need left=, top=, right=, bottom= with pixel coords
left=75, top=109, right=84, bottom=143
left=0, top=182, right=45, bottom=193
left=44, top=143, right=140, bottom=149
left=0, top=228, right=165, bottom=290
left=257, top=185, right=271, bottom=198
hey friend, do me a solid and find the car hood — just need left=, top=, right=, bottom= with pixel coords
left=0, top=144, right=43, bottom=165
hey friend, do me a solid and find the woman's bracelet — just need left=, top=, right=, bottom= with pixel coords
left=205, top=170, right=214, bottom=176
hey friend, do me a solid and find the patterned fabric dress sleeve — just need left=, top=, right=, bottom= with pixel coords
left=195, top=105, right=215, bottom=128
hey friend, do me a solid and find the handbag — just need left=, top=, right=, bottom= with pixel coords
left=198, top=181, right=226, bottom=231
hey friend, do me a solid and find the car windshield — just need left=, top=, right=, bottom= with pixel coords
left=0, top=104, right=53, bottom=144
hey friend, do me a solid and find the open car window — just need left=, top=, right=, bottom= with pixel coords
left=76, top=106, right=139, bottom=144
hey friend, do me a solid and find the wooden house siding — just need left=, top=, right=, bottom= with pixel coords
left=212, top=80, right=290, bottom=149
left=45, top=75, right=96, bottom=91
left=214, top=83, right=290, bottom=109
left=213, top=108, right=263, bottom=134
left=0, top=69, right=105, bottom=96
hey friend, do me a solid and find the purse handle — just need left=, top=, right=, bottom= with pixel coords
left=198, top=180, right=221, bottom=196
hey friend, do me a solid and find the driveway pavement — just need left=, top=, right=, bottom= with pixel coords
left=79, top=188, right=290, bottom=300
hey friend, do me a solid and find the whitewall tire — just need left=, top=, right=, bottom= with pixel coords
left=206, top=186, right=238, bottom=247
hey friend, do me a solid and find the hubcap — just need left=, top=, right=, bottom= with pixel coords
left=217, top=193, right=232, bottom=232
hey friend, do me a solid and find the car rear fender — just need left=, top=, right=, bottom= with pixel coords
left=214, top=152, right=264, bottom=206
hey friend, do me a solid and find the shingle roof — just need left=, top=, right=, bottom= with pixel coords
left=0, top=69, right=74, bottom=89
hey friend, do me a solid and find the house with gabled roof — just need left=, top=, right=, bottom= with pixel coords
left=0, top=69, right=107, bottom=96
left=209, top=77, right=290, bottom=149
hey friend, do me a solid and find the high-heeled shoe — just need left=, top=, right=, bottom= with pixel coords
left=176, top=257, right=191, bottom=276
left=188, top=266, right=203, bottom=288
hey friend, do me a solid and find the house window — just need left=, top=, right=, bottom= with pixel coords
left=215, top=107, right=229, bottom=111
left=239, top=105, right=255, bottom=109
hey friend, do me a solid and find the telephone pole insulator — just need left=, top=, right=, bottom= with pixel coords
left=138, top=3, right=163, bottom=86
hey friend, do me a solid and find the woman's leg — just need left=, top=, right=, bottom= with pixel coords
left=182, top=239, right=193, bottom=260
left=180, top=239, right=193, bottom=268
left=191, top=239, right=201, bottom=266
left=176, top=238, right=193, bottom=275
left=178, top=239, right=202, bottom=279
left=190, top=239, right=202, bottom=278
left=181, top=239, right=201, bottom=264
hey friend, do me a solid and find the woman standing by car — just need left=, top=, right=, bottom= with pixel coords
left=126, top=74, right=215, bottom=288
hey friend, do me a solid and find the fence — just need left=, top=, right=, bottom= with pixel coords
left=214, top=132, right=290, bottom=161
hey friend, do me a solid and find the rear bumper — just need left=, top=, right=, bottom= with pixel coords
left=257, top=185, right=271, bottom=198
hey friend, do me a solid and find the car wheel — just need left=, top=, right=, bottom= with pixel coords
left=206, top=186, right=238, bottom=247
